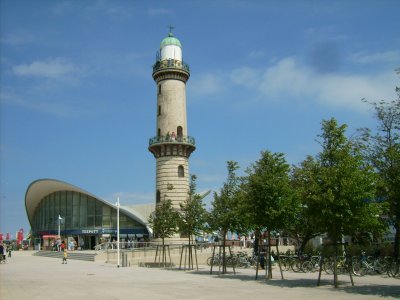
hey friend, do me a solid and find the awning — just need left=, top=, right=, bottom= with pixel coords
left=42, top=235, right=59, bottom=239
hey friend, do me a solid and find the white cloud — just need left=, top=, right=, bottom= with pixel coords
left=230, top=67, right=261, bottom=88
left=349, top=50, right=400, bottom=64
left=189, top=73, right=225, bottom=96
left=258, top=58, right=314, bottom=97
left=1, top=33, right=35, bottom=46
left=248, top=50, right=266, bottom=59
left=1, top=91, right=78, bottom=117
left=1, top=78, right=102, bottom=117
left=231, top=57, right=398, bottom=112
left=148, top=8, right=173, bottom=16
left=13, top=58, right=76, bottom=79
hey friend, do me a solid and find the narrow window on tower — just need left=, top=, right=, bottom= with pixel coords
left=158, top=105, right=161, bottom=116
left=177, top=126, right=183, bottom=139
left=158, top=84, right=162, bottom=95
left=178, top=165, right=184, bottom=177
left=158, top=128, right=161, bottom=137
left=156, top=190, right=161, bottom=204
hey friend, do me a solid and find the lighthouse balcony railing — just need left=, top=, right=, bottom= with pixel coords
left=152, top=59, right=190, bottom=73
left=149, top=135, right=195, bottom=147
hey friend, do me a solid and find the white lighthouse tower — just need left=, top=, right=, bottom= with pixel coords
left=148, top=30, right=196, bottom=211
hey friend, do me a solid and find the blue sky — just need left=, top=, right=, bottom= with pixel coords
left=1, top=0, right=399, bottom=237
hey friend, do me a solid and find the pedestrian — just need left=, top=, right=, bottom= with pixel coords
left=62, top=249, right=68, bottom=264
left=0, top=243, right=5, bottom=263
left=60, top=241, right=66, bottom=252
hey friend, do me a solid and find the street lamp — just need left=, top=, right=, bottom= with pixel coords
left=58, top=215, right=62, bottom=238
left=116, top=197, right=120, bottom=268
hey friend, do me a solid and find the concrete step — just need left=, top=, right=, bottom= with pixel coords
left=33, top=251, right=97, bottom=262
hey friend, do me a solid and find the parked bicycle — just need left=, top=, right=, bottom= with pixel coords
left=387, top=256, right=400, bottom=278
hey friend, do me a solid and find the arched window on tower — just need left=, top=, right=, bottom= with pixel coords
left=156, top=190, right=161, bottom=204
left=158, top=84, right=162, bottom=95
left=178, top=165, right=184, bottom=178
left=158, top=105, right=161, bottom=116
left=177, top=126, right=183, bottom=139
left=158, top=128, right=161, bottom=137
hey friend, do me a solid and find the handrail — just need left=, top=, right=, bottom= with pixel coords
left=95, top=241, right=210, bottom=252
left=152, top=59, right=190, bottom=74
left=94, top=241, right=155, bottom=252
left=149, top=135, right=195, bottom=147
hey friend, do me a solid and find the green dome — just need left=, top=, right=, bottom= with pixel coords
left=160, top=32, right=182, bottom=48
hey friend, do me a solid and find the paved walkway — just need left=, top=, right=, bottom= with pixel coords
left=1, top=251, right=399, bottom=300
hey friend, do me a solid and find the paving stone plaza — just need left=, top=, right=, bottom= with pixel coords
left=1, top=251, right=399, bottom=300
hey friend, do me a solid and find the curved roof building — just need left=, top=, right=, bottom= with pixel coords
left=25, top=179, right=153, bottom=249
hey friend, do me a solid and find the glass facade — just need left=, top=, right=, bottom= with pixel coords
left=32, top=191, right=147, bottom=236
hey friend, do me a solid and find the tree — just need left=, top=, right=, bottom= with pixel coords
left=310, top=118, right=383, bottom=287
left=240, top=150, right=295, bottom=279
left=362, top=81, right=400, bottom=257
left=178, top=175, right=207, bottom=269
left=290, top=155, right=324, bottom=252
left=208, top=161, right=241, bottom=273
left=148, top=199, right=179, bottom=266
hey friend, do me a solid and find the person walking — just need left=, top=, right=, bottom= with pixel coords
left=60, top=241, right=66, bottom=252
left=0, top=243, right=5, bottom=263
left=7, top=245, right=12, bottom=258
left=62, top=249, right=68, bottom=264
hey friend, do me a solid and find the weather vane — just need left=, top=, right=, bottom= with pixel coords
left=168, top=25, right=175, bottom=35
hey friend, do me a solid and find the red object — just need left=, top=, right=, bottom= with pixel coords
left=42, top=235, right=59, bottom=239
left=0, top=233, right=3, bottom=241
left=17, top=229, right=24, bottom=245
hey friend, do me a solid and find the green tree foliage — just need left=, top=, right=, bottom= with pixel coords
left=208, top=161, right=241, bottom=273
left=311, top=118, right=383, bottom=244
left=178, top=175, right=207, bottom=246
left=148, top=199, right=179, bottom=248
left=304, top=118, right=386, bottom=287
left=290, top=155, right=324, bottom=252
left=240, top=150, right=294, bottom=278
left=362, top=83, right=400, bottom=257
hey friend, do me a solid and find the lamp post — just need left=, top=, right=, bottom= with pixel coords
left=116, top=197, right=120, bottom=268
left=58, top=215, right=62, bottom=238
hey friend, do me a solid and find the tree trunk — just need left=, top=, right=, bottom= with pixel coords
left=188, top=235, right=192, bottom=269
left=267, top=234, right=272, bottom=279
left=334, top=242, right=338, bottom=288
left=298, top=234, right=312, bottom=253
left=222, top=230, right=227, bottom=274
left=394, top=222, right=400, bottom=259
left=255, top=229, right=261, bottom=280
left=276, top=237, right=284, bottom=279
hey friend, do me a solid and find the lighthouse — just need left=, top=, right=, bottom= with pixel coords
left=148, top=30, right=196, bottom=211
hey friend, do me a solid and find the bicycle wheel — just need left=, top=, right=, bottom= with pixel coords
left=291, top=259, right=302, bottom=272
left=301, top=261, right=314, bottom=273
left=207, top=256, right=218, bottom=266
left=389, top=260, right=400, bottom=277
left=280, top=257, right=290, bottom=271
left=323, top=260, right=334, bottom=275
left=373, top=258, right=386, bottom=274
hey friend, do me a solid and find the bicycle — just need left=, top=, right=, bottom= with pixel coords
left=387, top=256, right=400, bottom=278
left=302, top=255, right=322, bottom=273
left=352, top=252, right=386, bottom=276
left=324, top=255, right=356, bottom=275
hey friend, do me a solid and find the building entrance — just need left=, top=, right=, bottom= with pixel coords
left=83, top=235, right=98, bottom=250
